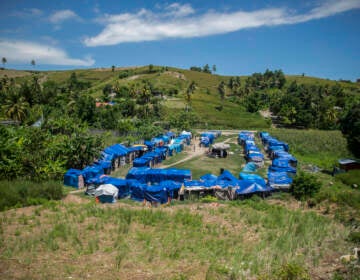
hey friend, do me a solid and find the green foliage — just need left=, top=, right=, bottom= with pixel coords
left=335, top=170, right=360, bottom=187
left=291, top=172, right=321, bottom=200
left=0, top=180, right=63, bottom=211
left=200, top=195, right=218, bottom=203
left=274, top=262, right=310, bottom=280
left=269, top=129, right=351, bottom=169
left=340, top=103, right=360, bottom=157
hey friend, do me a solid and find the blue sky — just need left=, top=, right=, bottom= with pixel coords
left=0, top=0, right=359, bottom=80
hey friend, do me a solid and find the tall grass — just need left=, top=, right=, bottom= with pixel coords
left=0, top=180, right=63, bottom=211
left=269, top=129, right=352, bottom=169
left=0, top=200, right=350, bottom=279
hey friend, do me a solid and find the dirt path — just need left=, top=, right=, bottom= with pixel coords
left=161, top=138, right=207, bottom=168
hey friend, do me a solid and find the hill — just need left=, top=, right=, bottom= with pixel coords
left=2, top=66, right=359, bottom=130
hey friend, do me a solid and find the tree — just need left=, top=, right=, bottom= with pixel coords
left=2, top=57, right=6, bottom=68
left=202, top=64, right=211, bottom=74
left=217, top=81, right=226, bottom=109
left=212, top=65, right=217, bottom=74
left=340, top=103, right=360, bottom=157
left=185, top=81, right=196, bottom=111
left=2, top=91, right=29, bottom=123
left=31, top=59, right=36, bottom=67
left=148, top=64, right=154, bottom=73
left=111, top=65, right=115, bottom=72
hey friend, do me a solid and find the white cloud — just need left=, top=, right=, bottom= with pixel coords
left=11, top=8, right=43, bottom=18
left=49, top=9, right=80, bottom=24
left=84, top=0, right=360, bottom=47
left=0, top=40, right=94, bottom=66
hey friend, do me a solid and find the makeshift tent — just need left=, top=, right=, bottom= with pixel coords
left=211, top=143, right=230, bottom=158
left=64, top=169, right=84, bottom=189
left=236, top=180, right=274, bottom=195
left=82, top=165, right=104, bottom=184
left=166, top=131, right=176, bottom=139
left=239, top=173, right=266, bottom=185
left=94, top=184, right=119, bottom=203
left=273, top=151, right=297, bottom=166
left=144, top=141, right=155, bottom=151
left=101, top=177, right=129, bottom=198
left=126, top=167, right=192, bottom=183
left=128, top=180, right=145, bottom=201
left=200, top=173, right=218, bottom=181
left=242, top=162, right=258, bottom=173
left=144, top=185, right=170, bottom=204
left=267, top=171, right=293, bottom=189
left=133, top=157, right=152, bottom=167
left=269, top=158, right=297, bottom=174
left=217, top=170, right=239, bottom=184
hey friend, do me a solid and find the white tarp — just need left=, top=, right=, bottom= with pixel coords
left=94, top=184, right=119, bottom=198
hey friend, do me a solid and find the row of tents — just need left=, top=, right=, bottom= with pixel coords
left=238, top=131, right=264, bottom=167
left=85, top=168, right=275, bottom=204
left=200, top=130, right=221, bottom=147
left=64, top=131, right=193, bottom=188
left=260, top=132, right=297, bottom=189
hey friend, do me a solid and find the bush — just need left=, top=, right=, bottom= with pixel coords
left=275, top=262, right=310, bottom=280
left=336, top=170, right=360, bottom=187
left=291, top=172, right=321, bottom=200
left=0, top=180, right=63, bottom=211
left=347, top=231, right=360, bottom=243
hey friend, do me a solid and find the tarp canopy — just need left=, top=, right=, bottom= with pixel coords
left=239, top=173, right=266, bottom=185
left=82, top=165, right=104, bottom=183
left=128, top=180, right=145, bottom=201
left=242, top=162, right=258, bottom=172
left=217, top=170, right=239, bottom=184
left=212, top=143, right=230, bottom=150
left=94, top=184, right=119, bottom=203
left=144, top=185, right=169, bottom=204
left=236, top=180, right=274, bottom=195
left=64, top=169, right=83, bottom=188
left=273, top=151, right=297, bottom=164
left=126, top=167, right=192, bottom=183
left=166, top=131, right=176, bottom=138
left=268, top=171, right=293, bottom=187
left=269, top=158, right=297, bottom=174
left=200, top=173, right=218, bottom=181
left=133, top=157, right=152, bottom=167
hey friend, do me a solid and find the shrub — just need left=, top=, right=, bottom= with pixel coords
left=291, top=172, right=321, bottom=200
left=275, top=262, right=310, bottom=280
left=347, top=231, right=360, bottom=243
left=0, top=180, right=63, bottom=211
left=335, top=170, right=360, bottom=187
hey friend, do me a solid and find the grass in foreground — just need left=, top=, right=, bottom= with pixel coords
left=0, top=198, right=352, bottom=279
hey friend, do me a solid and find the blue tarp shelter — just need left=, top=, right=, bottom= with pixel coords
left=236, top=180, right=274, bottom=195
left=239, top=173, right=266, bottom=185
left=126, top=167, right=192, bottom=184
left=64, top=169, right=84, bottom=188
left=269, top=158, right=297, bottom=174
left=82, top=165, right=104, bottom=183
left=267, top=171, right=293, bottom=188
left=242, top=162, right=258, bottom=172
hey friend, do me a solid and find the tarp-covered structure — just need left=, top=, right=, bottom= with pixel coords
left=126, top=167, right=192, bottom=184
left=95, top=184, right=119, bottom=203
left=64, top=169, right=85, bottom=189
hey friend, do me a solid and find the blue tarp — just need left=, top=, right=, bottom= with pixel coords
left=82, top=165, right=104, bottom=183
left=242, top=162, right=258, bottom=172
left=217, top=170, right=239, bottom=184
left=64, top=169, right=83, bottom=188
left=239, top=173, right=266, bottom=185
left=128, top=180, right=145, bottom=201
left=269, top=158, right=297, bottom=174
left=144, top=185, right=169, bottom=204
left=236, top=180, right=274, bottom=195
left=267, top=171, right=293, bottom=187
left=126, top=167, right=192, bottom=183
left=273, top=151, right=297, bottom=165
left=133, top=157, right=152, bottom=167
left=201, top=132, right=215, bottom=144
left=200, top=173, right=218, bottom=181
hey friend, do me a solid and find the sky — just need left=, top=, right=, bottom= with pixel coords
left=0, top=0, right=359, bottom=80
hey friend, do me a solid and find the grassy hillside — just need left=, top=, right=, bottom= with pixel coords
left=1, top=66, right=359, bottom=130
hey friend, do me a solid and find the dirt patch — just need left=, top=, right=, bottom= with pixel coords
left=62, top=194, right=89, bottom=204
left=162, top=71, right=187, bottom=80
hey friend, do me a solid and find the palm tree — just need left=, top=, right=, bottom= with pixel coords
left=2, top=91, right=29, bottom=123
left=218, top=81, right=226, bottom=108
left=185, top=81, right=196, bottom=111
left=2, top=57, right=7, bottom=68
